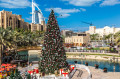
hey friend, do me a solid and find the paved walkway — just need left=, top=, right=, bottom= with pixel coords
left=80, top=66, right=120, bottom=79
left=18, top=64, right=38, bottom=78
left=70, top=66, right=120, bottom=79
left=17, top=64, right=120, bottom=79
left=71, top=70, right=82, bottom=79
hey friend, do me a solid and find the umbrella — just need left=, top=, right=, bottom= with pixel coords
left=0, top=69, right=3, bottom=73
left=1, top=64, right=7, bottom=67
left=8, top=66, right=13, bottom=69
left=13, top=65, right=16, bottom=68
left=6, top=64, right=11, bottom=66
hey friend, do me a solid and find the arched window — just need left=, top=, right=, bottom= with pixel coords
left=9, top=17, right=12, bottom=26
left=41, top=25, right=43, bottom=31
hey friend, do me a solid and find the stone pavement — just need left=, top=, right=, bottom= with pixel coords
left=80, top=66, right=120, bottom=79
left=18, top=64, right=120, bottom=79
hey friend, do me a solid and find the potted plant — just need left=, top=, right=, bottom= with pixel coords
left=95, top=64, right=99, bottom=69
left=85, top=62, right=88, bottom=66
left=103, top=67, right=107, bottom=72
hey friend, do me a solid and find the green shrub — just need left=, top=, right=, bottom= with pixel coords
left=99, top=47, right=110, bottom=50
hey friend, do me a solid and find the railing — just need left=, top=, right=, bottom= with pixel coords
left=17, top=46, right=42, bottom=52
left=65, top=49, right=118, bottom=53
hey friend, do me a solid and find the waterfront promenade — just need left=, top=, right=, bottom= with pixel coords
left=17, top=64, right=120, bottom=79
left=66, top=52, right=120, bottom=62
left=84, top=66, right=120, bottom=79
left=72, top=66, right=120, bottom=79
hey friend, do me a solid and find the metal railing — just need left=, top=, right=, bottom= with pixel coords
left=65, top=49, right=118, bottom=53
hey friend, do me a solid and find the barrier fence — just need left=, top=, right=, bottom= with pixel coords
left=65, top=49, right=118, bottom=53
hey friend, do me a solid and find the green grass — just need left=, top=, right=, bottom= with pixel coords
left=66, top=53, right=120, bottom=57
left=92, top=48, right=100, bottom=50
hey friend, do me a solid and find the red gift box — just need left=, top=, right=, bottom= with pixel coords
left=59, top=69, right=64, bottom=75
left=62, top=72, right=68, bottom=77
left=34, top=69, right=39, bottom=73
left=70, top=65, right=75, bottom=70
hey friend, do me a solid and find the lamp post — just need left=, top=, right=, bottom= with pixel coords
left=113, top=56, right=115, bottom=72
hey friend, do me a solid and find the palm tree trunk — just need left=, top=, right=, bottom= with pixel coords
left=0, top=45, right=2, bottom=66
left=0, top=45, right=3, bottom=65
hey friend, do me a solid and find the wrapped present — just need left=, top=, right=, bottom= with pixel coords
left=36, top=73, right=40, bottom=79
left=59, top=69, right=64, bottom=75
left=62, top=72, right=68, bottom=77
left=28, top=70, right=34, bottom=75
left=70, top=65, right=75, bottom=70
left=34, top=69, right=39, bottom=73
left=34, top=67, right=39, bottom=73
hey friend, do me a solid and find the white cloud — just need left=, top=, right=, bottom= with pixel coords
left=0, top=0, right=31, bottom=8
left=61, top=26, right=89, bottom=31
left=80, top=8, right=86, bottom=11
left=61, top=0, right=101, bottom=6
left=45, top=8, right=80, bottom=18
left=26, top=16, right=32, bottom=21
left=59, top=14, right=70, bottom=18
left=100, top=0, right=120, bottom=6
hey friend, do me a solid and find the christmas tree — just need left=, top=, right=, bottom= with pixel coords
left=39, top=10, right=68, bottom=74
left=9, top=70, right=14, bottom=79
left=27, top=74, right=31, bottom=79
left=9, top=69, right=22, bottom=79
left=14, top=69, right=19, bottom=77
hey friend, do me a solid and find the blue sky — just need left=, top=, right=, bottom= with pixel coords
left=0, top=0, right=120, bottom=32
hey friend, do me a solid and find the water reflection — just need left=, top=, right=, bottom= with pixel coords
left=67, top=59, right=120, bottom=72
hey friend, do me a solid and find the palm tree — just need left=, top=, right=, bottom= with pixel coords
left=114, top=31, right=120, bottom=55
left=90, top=33, right=99, bottom=41
left=0, top=27, right=13, bottom=65
left=115, top=31, right=120, bottom=46
left=0, top=27, right=45, bottom=63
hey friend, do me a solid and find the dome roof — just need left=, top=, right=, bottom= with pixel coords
left=104, top=26, right=110, bottom=29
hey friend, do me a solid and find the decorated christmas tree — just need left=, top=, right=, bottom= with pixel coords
left=39, top=10, right=68, bottom=74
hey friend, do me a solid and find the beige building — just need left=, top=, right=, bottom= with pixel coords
left=0, top=10, right=30, bottom=30
left=65, top=33, right=90, bottom=46
left=61, top=30, right=73, bottom=37
left=0, top=10, right=46, bottom=32
left=30, top=23, right=46, bottom=32
left=86, top=26, right=120, bottom=36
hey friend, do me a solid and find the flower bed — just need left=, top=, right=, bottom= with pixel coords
left=0, top=64, right=17, bottom=78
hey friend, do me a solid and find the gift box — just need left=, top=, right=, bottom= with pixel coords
left=28, top=70, right=34, bottom=75
left=34, top=69, right=39, bottom=73
left=70, top=65, right=75, bottom=70
left=59, top=69, right=64, bottom=75
left=62, top=72, right=68, bottom=77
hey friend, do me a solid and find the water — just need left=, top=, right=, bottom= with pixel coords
left=67, top=59, right=120, bottom=72
left=18, top=51, right=120, bottom=72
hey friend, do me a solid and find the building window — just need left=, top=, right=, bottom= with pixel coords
left=41, top=25, right=43, bottom=31
left=18, top=20, right=20, bottom=28
left=9, top=20, right=10, bottom=26
left=2, top=19, right=4, bottom=23
left=7, top=17, right=8, bottom=27
left=29, top=25, right=31, bottom=30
